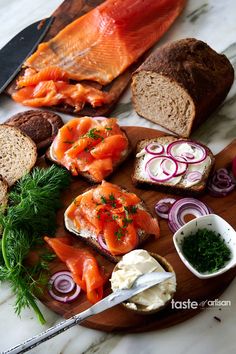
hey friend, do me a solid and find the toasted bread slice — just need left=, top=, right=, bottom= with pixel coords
left=0, top=125, right=37, bottom=186
left=64, top=185, right=158, bottom=263
left=132, top=136, right=215, bottom=195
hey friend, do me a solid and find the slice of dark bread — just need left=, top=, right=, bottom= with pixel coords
left=132, top=135, right=215, bottom=195
left=132, top=38, right=234, bottom=137
left=64, top=186, right=157, bottom=263
left=46, top=128, right=132, bottom=184
left=5, top=110, right=63, bottom=153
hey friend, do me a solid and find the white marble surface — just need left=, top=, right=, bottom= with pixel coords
left=0, top=0, right=236, bottom=353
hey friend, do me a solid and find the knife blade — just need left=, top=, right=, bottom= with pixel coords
left=0, top=16, right=54, bottom=94
left=5, top=272, right=174, bottom=354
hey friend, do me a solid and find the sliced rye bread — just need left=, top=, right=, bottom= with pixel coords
left=0, top=176, right=8, bottom=207
left=131, top=38, right=234, bottom=137
left=5, top=110, right=63, bottom=153
left=46, top=128, right=132, bottom=184
left=132, top=135, right=215, bottom=196
left=64, top=185, right=157, bottom=263
left=0, top=125, right=37, bottom=186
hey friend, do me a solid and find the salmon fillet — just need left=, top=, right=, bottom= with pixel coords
left=25, top=0, right=186, bottom=85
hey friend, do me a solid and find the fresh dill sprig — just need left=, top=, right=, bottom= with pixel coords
left=0, top=165, right=70, bottom=323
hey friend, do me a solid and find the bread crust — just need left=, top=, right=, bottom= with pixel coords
left=64, top=185, right=157, bottom=263
left=132, top=135, right=215, bottom=196
left=132, top=38, right=234, bottom=137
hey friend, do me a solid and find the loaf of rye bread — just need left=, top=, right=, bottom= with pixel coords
left=131, top=38, right=234, bottom=137
left=132, top=135, right=215, bottom=195
left=64, top=186, right=156, bottom=263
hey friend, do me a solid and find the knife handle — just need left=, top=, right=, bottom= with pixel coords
left=4, top=308, right=92, bottom=354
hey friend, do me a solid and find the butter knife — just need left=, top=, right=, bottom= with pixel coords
left=4, top=271, right=173, bottom=354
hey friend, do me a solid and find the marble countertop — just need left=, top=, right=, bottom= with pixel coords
left=0, top=0, right=236, bottom=353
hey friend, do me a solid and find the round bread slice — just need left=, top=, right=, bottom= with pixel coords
left=0, top=175, right=8, bottom=207
left=5, top=110, right=63, bottom=152
left=0, top=125, right=37, bottom=186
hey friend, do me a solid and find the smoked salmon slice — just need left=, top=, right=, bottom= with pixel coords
left=50, top=117, right=129, bottom=182
left=25, top=0, right=186, bottom=85
left=12, top=0, right=185, bottom=111
left=65, top=181, right=160, bottom=256
left=45, top=236, right=106, bottom=303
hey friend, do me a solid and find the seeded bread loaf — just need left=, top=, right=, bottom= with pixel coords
left=132, top=135, right=215, bottom=195
left=0, top=125, right=37, bottom=186
left=5, top=110, right=63, bottom=152
left=132, top=38, right=234, bottom=137
left=64, top=186, right=157, bottom=263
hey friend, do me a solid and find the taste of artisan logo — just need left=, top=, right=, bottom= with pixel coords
left=171, top=298, right=231, bottom=310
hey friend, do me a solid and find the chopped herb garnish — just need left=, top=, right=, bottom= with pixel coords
left=101, top=195, right=107, bottom=204
left=130, top=206, right=138, bottom=214
left=105, top=127, right=112, bottom=131
left=181, top=228, right=232, bottom=273
left=122, top=217, right=133, bottom=228
left=112, top=215, right=119, bottom=220
left=86, top=128, right=104, bottom=140
left=109, top=194, right=115, bottom=201
left=115, top=228, right=125, bottom=240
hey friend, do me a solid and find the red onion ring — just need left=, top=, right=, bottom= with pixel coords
left=167, top=140, right=207, bottom=164
left=98, top=234, right=110, bottom=252
left=145, top=156, right=178, bottom=182
left=232, top=157, right=236, bottom=179
left=168, top=198, right=212, bottom=233
left=48, top=271, right=81, bottom=303
left=208, top=168, right=235, bottom=197
left=186, top=171, right=202, bottom=183
left=155, top=198, right=176, bottom=219
left=145, top=143, right=164, bottom=155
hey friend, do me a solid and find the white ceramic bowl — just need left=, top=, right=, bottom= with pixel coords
left=173, top=214, right=236, bottom=279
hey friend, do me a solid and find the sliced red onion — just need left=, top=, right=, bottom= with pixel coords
left=167, top=140, right=207, bottom=164
left=208, top=168, right=235, bottom=197
left=155, top=198, right=176, bottom=219
left=232, top=157, right=236, bottom=179
left=168, top=198, right=212, bottom=233
left=145, top=143, right=164, bottom=155
left=48, top=271, right=81, bottom=303
left=98, top=234, right=110, bottom=252
left=186, top=171, right=202, bottom=183
left=174, top=157, right=188, bottom=177
left=145, top=156, right=178, bottom=182
left=181, top=151, right=195, bottom=160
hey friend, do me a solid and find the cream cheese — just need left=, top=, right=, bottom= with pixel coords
left=110, top=249, right=176, bottom=311
left=137, top=142, right=211, bottom=187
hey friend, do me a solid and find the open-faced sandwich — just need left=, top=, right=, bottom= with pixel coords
left=133, top=135, right=215, bottom=195
left=64, top=181, right=160, bottom=262
left=48, top=117, right=130, bottom=183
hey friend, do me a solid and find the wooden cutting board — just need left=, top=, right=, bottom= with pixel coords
left=38, top=127, right=236, bottom=333
left=6, top=0, right=147, bottom=116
